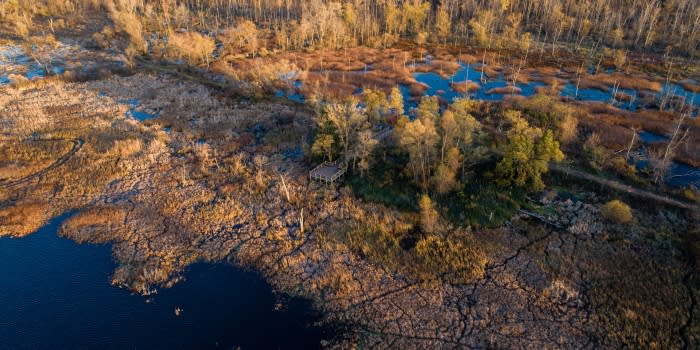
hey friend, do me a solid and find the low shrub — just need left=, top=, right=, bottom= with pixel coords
left=601, top=199, right=633, bottom=224
left=415, top=234, right=487, bottom=284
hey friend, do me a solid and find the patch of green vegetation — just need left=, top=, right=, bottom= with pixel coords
left=601, top=199, right=633, bottom=224
left=348, top=150, right=419, bottom=211
left=443, top=182, right=525, bottom=229
left=349, top=149, right=525, bottom=228
left=325, top=220, right=487, bottom=285
left=328, top=222, right=408, bottom=273
left=523, top=201, right=556, bottom=217
left=414, top=233, right=486, bottom=284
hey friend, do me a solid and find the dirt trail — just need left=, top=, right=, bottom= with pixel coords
left=0, top=138, right=83, bottom=189
left=550, top=163, right=700, bottom=212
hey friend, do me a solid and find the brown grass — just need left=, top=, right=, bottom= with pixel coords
left=282, top=47, right=409, bottom=72
left=61, top=207, right=128, bottom=243
left=678, top=80, right=700, bottom=93
left=0, top=139, right=71, bottom=180
left=479, top=64, right=501, bottom=78
left=614, top=91, right=634, bottom=102
left=450, top=81, right=480, bottom=93
left=456, top=53, right=479, bottom=64
left=411, top=59, right=462, bottom=78
left=487, top=85, right=521, bottom=95
left=577, top=78, right=610, bottom=91
left=583, top=73, right=663, bottom=92
left=0, top=201, right=50, bottom=237
left=215, top=47, right=422, bottom=98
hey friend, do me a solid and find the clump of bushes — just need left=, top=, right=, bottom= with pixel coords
left=166, top=31, right=215, bottom=66
left=218, top=20, right=258, bottom=57
left=326, top=214, right=487, bottom=285
left=601, top=199, right=633, bottom=224
left=415, top=234, right=486, bottom=284
left=107, top=4, right=147, bottom=55
left=682, top=187, right=700, bottom=203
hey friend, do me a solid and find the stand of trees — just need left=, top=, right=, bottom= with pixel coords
left=2, top=0, right=699, bottom=57
left=311, top=88, right=565, bottom=206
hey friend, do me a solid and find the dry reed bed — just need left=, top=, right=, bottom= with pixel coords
left=216, top=47, right=502, bottom=98
left=0, top=78, right=148, bottom=237
left=571, top=101, right=700, bottom=165
left=0, top=140, right=72, bottom=181
left=279, top=47, right=412, bottom=72
left=581, top=72, right=663, bottom=92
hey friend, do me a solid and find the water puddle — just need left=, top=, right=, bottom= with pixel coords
left=283, top=147, right=304, bottom=161
left=561, top=83, right=641, bottom=110
left=275, top=89, right=305, bottom=103
left=276, top=76, right=305, bottom=103
left=0, top=45, right=69, bottom=85
left=122, top=98, right=159, bottom=121
left=667, top=163, right=700, bottom=188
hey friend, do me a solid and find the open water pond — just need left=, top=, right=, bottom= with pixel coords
left=0, top=213, right=328, bottom=349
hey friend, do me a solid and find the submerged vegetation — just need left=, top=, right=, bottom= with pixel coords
left=0, top=0, right=699, bottom=348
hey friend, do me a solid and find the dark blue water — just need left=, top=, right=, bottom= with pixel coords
left=560, top=83, right=641, bottom=110
left=667, top=162, right=700, bottom=188
left=0, top=213, right=327, bottom=350
left=638, top=130, right=669, bottom=144
left=661, top=83, right=700, bottom=109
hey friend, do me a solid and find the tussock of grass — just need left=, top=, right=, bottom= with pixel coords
left=613, top=91, right=633, bottom=102
left=479, top=64, right=501, bottom=78
left=411, top=59, right=462, bottom=78
left=486, top=85, right=521, bottom=95
left=678, top=79, right=700, bottom=93
left=450, top=81, right=480, bottom=93
left=583, top=73, right=663, bottom=92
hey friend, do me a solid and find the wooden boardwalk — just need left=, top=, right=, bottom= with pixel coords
left=373, top=127, right=394, bottom=141
left=550, top=163, right=700, bottom=212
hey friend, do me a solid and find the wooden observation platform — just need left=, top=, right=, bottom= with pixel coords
left=309, top=160, right=347, bottom=183
left=308, top=126, right=393, bottom=184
